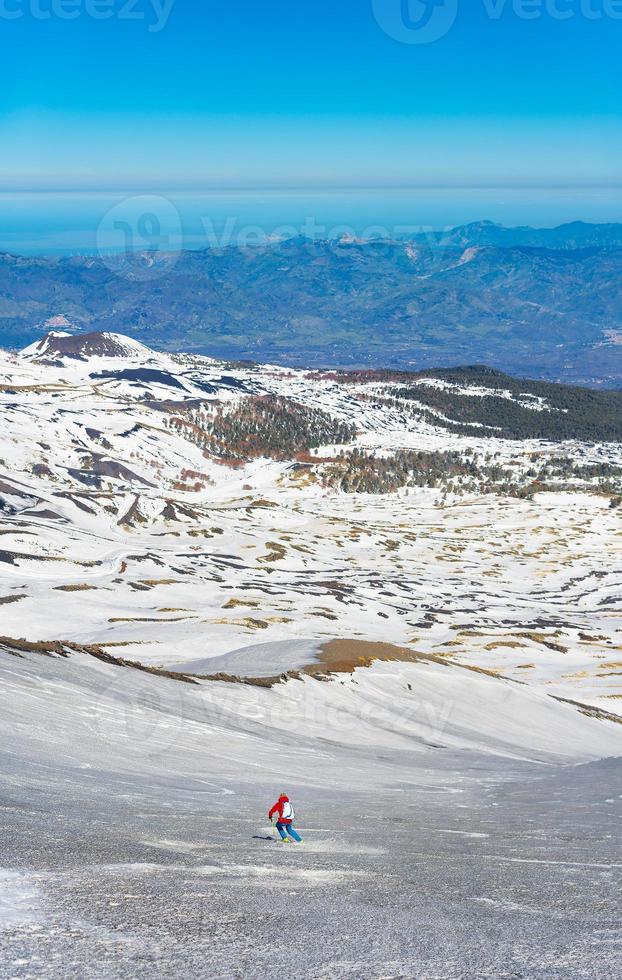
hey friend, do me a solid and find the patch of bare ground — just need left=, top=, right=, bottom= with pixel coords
left=97, top=641, right=152, bottom=648
left=259, top=542, right=287, bottom=563
left=108, top=616, right=192, bottom=623
left=53, top=584, right=98, bottom=592
left=245, top=499, right=278, bottom=512
left=456, top=629, right=569, bottom=653
left=207, top=617, right=291, bottom=630
left=305, top=640, right=503, bottom=681
left=0, top=594, right=27, bottom=605
left=516, top=634, right=569, bottom=652
left=484, top=641, right=529, bottom=650
left=0, top=383, right=66, bottom=393
left=0, top=549, right=62, bottom=565
left=309, top=639, right=444, bottom=675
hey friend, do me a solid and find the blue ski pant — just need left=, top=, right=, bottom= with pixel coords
left=276, top=822, right=302, bottom=841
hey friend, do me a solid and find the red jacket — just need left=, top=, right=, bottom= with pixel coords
left=269, top=795, right=292, bottom=824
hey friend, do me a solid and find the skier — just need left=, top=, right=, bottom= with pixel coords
left=268, top=793, right=303, bottom=843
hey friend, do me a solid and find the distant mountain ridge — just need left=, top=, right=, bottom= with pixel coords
left=410, top=219, right=622, bottom=250
left=2, top=221, right=622, bottom=386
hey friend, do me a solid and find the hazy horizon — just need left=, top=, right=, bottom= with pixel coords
left=3, top=186, right=622, bottom=256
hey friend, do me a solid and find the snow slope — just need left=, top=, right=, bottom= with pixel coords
left=1, top=643, right=620, bottom=790
left=1, top=640, right=621, bottom=978
left=1, top=332, right=621, bottom=978
left=173, top=638, right=323, bottom=677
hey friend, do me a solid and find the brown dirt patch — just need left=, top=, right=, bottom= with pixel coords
left=312, top=639, right=437, bottom=674
left=108, top=616, right=190, bottom=623
left=54, top=584, right=98, bottom=592
left=484, top=641, right=528, bottom=651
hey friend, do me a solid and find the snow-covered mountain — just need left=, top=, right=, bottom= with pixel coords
left=20, top=329, right=155, bottom=362
left=1, top=330, right=621, bottom=709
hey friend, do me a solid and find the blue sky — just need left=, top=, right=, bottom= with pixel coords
left=1, top=0, right=620, bottom=190
left=0, top=0, right=621, bottom=249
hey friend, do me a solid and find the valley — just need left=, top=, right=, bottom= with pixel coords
left=3, top=222, right=622, bottom=384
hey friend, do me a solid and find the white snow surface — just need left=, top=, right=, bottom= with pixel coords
left=0, top=871, right=41, bottom=929
left=173, top=638, right=323, bottom=677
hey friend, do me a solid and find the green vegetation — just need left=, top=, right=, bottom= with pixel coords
left=322, top=448, right=622, bottom=497
left=391, top=367, right=622, bottom=442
